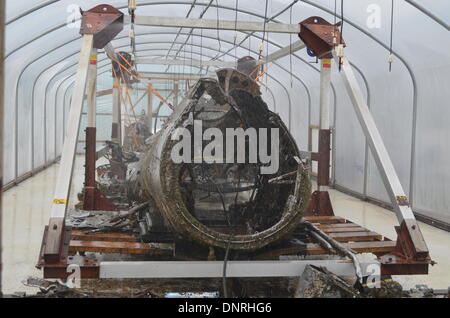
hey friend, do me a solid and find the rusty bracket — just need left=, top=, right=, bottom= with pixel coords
left=83, top=127, right=118, bottom=211
left=379, top=219, right=433, bottom=275
left=299, top=16, right=345, bottom=59
left=305, top=190, right=335, bottom=217
left=305, top=129, right=334, bottom=217
left=38, top=225, right=71, bottom=267
left=80, top=4, right=124, bottom=49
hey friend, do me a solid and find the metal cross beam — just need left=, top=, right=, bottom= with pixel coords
left=135, top=57, right=236, bottom=68
left=126, top=16, right=300, bottom=34
left=135, top=40, right=306, bottom=67
left=256, top=40, right=306, bottom=65
left=99, top=260, right=356, bottom=279
left=139, top=72, right=214, bottom=81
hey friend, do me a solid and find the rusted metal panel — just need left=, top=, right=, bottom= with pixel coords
left=130, top=70, right=311, bottom=251
left=38, top=225, right=72, bottom=266
left=83, top=127, right=96, bottom=210
left=69, top=240, right=174, bottom=255
left=80, top=5, right=124, bottom=49
left=305, top=190, right=335, bottom=216
left=381, top=263, right=429, bottom=276
left=328, top=231, right=383, bottom=242
left=298, top=16, right=344, bottom=59
left=303, top=216, right=345, bottom=223
left=318, top=129, right=331, bottom=186
left=319, top=226, right=370, bottom=233
left=71, top=230, right=139, bottom=242
left=41, top=218, right=65, bottom=264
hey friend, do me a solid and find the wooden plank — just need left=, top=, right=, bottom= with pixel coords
left=71, top=230, right=139, bottom=242
left=303, top=216, right=346, bottom=224
left=69, top=240, right=173, bottom=255
left=306, top=241, right=396, bottom=255
left=317, top=223, right=360, bottom=229
left=320, top=226, right=370, bottom=233
left=329, top=231, right=383, bottom=242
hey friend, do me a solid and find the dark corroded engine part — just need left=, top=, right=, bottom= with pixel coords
left=130, top=68, right=311, bottom=250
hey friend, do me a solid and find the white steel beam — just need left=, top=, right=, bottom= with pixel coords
left=128, top=16, right=300, bottom=34
left=140, top=72, right=214, bottom=81
left=318, top=58, right=332, bottom=192
left=136, top=40, right=305, bottom=68
left=121, top=85, right=131, bottom=145
left=86, top=49, right=97, bottom=128
left=104, top=43, right=118, bottom=60
left=112, top=78, right=121, bottom=144
left=256, top=40, right=306, bottom=65
left=44, top=34, right=94, bottom=260
left=135, top=57, right=236, bottom=68
left=337, top=52, right=416, bottom=224
left=147, top=86, right=153, bottom=129
left=49, top=34, right=94, bottom=219
left=100, top=260, right=356, bottom=279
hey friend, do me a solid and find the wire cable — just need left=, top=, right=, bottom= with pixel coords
left=389, top=0, right=395, bottom=72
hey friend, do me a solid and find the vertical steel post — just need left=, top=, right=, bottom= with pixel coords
left=111, top=77, right=121, bottom=144
left=174, top=81, right=179, bottom=108
left=0, top=0, right=5, bottom=295
left=43, top=34, right=94, bottom=263
left=147, top=82, right=153, bottom=129
left=318, top=58, right=332, bottom=192
left=83, top=49, right=98, bottom=210
left=306, top=58, right=334, bottom=217
left=120, top=85, right=129, bottom=146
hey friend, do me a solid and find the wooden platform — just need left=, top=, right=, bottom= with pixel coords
left=67, top=216, right=396, bottom=258
left=303, top=215, right=395, bottom=253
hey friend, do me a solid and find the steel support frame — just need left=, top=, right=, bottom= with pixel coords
left=0, top=0, right=5, bottom=295
left=306, top=58, right=334, bottom=217
left=42, top=34, right=94, bottom=263
left=82, top=49, right=117, bottom=211
left=336, top=52, right=430, bottom=272
left=99, top=260, right=356, bottom=279
left=40, top=9, right=429, bottom=278
left=128, top=15, right=300, bottom=34
left=40, top=259, right=357, bottom=280
left=83, top=49, right=98, bottom=210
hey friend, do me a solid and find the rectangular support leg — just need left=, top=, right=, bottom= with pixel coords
left=43, top=34, right=94, bottom=263
left=336, top=53, right=429, bottom=260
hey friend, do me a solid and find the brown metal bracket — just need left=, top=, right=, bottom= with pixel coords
left=379, top=219, right=432, bottom=275
left=306, top=190, right=334, bottom=217
left=299, top=16, right=345, bottom=59
left=83, top=127, right=117, bottom=211
left=305, top=129, right=334, bottom=217
left=80, top=4, right=124, bottom=49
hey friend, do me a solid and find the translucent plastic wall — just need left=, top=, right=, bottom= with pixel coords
left=3, top=0, right=450, bottom=226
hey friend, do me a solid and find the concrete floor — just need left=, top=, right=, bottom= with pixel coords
left=1, top=159, right=449, bottom=295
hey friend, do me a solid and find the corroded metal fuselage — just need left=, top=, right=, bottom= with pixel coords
left=129, top=68, right=311, bottom=250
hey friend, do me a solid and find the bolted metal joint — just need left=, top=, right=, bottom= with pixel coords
left=299, top=16, right=345, bottom=59
left=80, top=5, right=124, bottom=49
